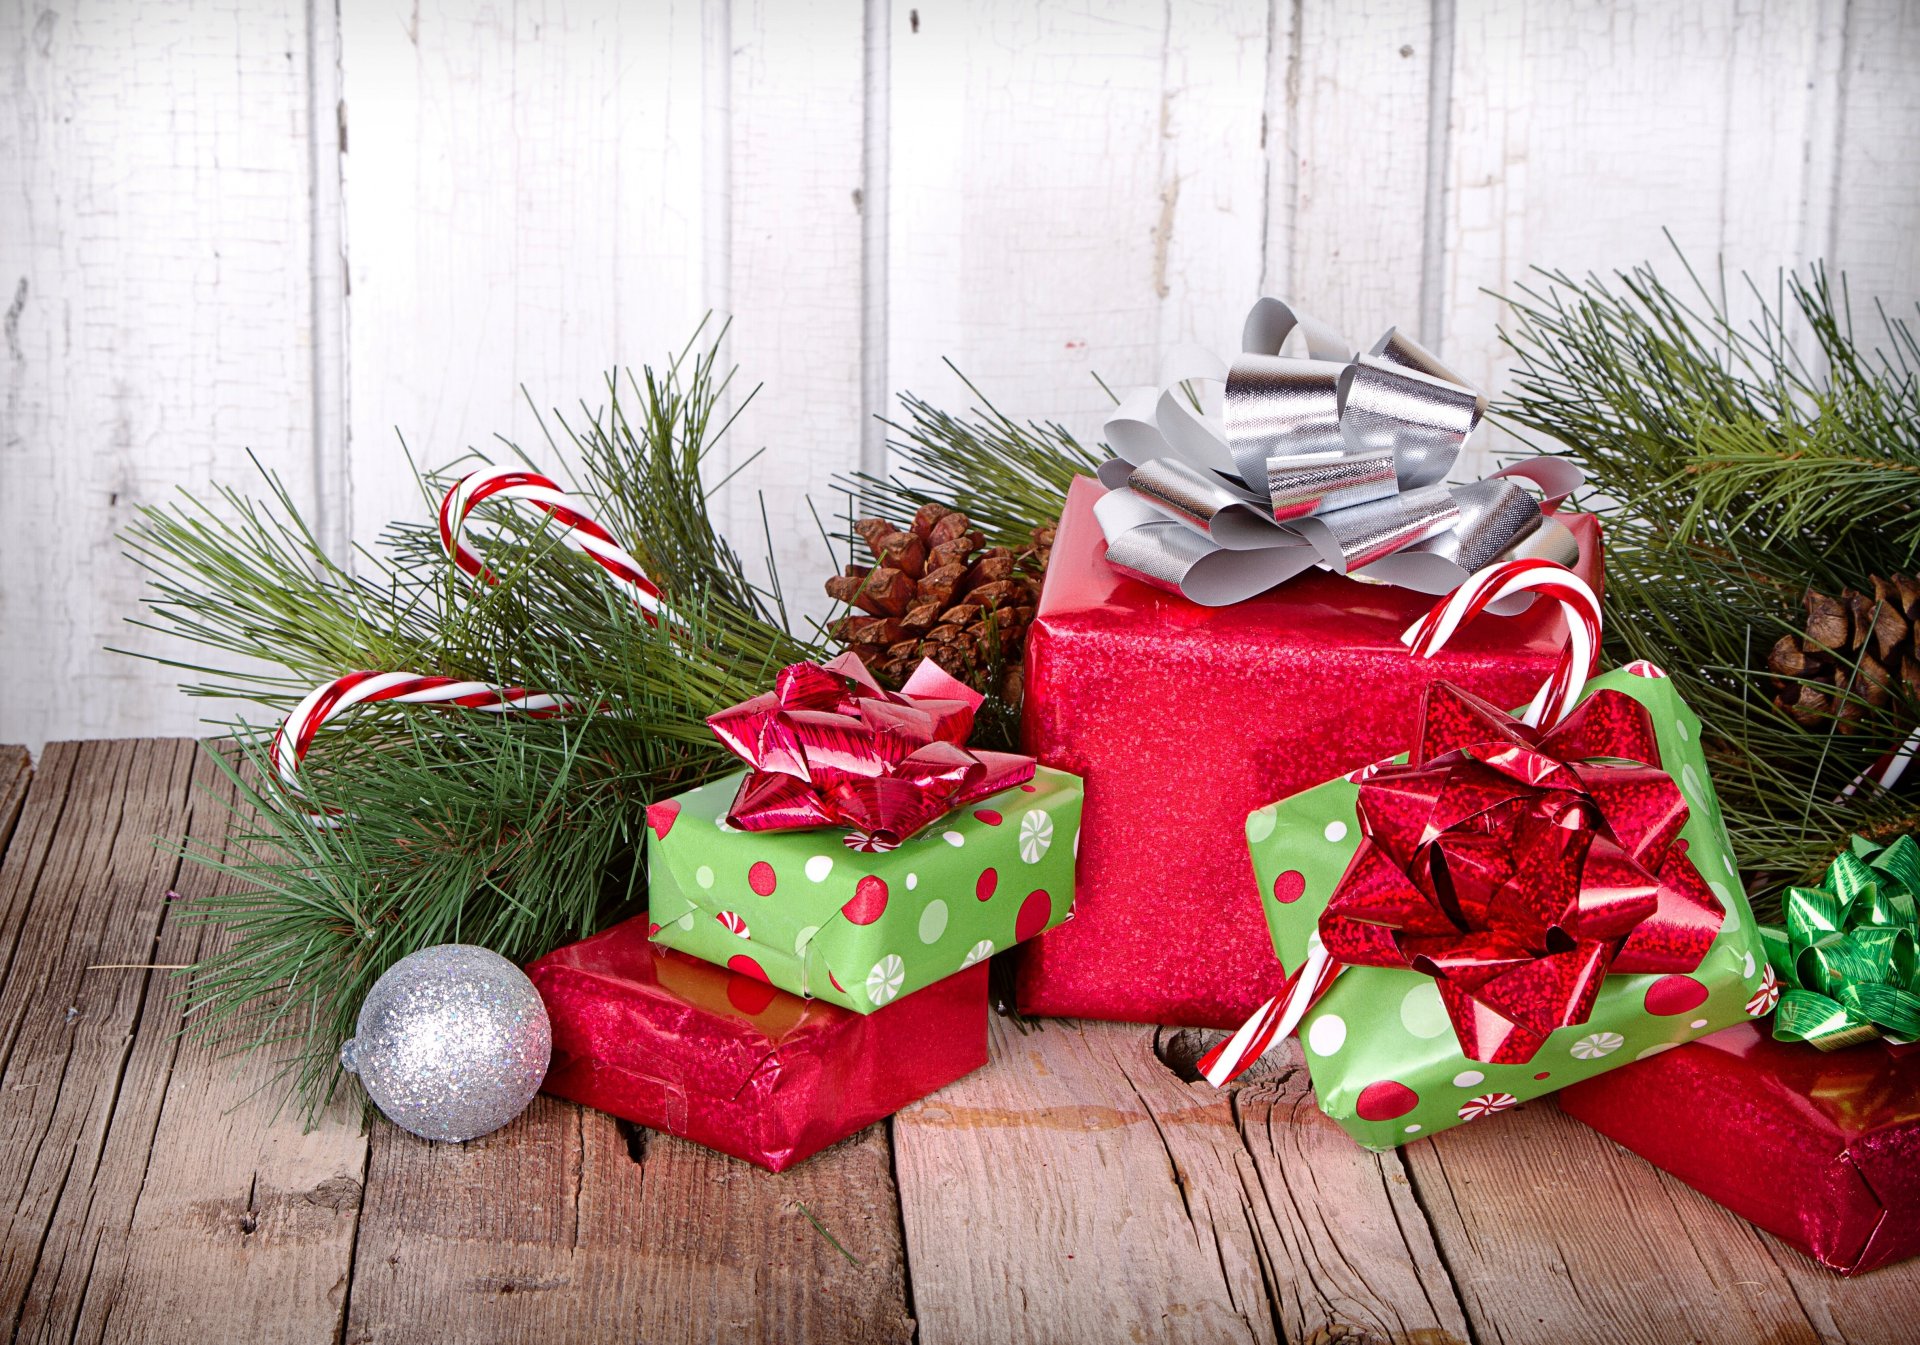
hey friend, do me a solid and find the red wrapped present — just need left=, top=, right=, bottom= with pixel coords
left=528, top=915, right=988, bottom=1171
left=1558, top=1020, right=1920, bottom=1274
left=1016, top=476, right=1602, bottom=1027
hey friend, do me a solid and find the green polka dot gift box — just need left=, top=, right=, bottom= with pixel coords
left=1242, top=666, right=1770, bottom=1150
left=647, top=766, right=1082, bottom=1014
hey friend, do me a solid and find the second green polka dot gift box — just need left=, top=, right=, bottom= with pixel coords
left=1228, top=664, right=1770, bottom=1149
left=645, top=653, right=1082, bottom=1013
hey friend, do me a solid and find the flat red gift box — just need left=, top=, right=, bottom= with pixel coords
left=528, top=915, right=988, bottom=1172
left=1559, top=1020, right=1920, bottom=1274
left=1015, top=475, right=1603, bottom=1028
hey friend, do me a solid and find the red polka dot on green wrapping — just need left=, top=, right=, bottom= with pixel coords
left=726, top=974, right=778, bottom=1016
left=646, top=800, right=680, bottom=839
left=1355, top=1080, right=1420, bottom=1121
left=976, top=868, right=998, bottom=902
left=842, top=875, right=888, bottom=925
left=1533, top=1071, right=1550, bottom=1081
left=1273, top=870, right=1305, bottom=903
left=646, top=921, right=662, bottom=938
left=1015, top=889, right=1053, bottom=942
left=973, top=808, right=1003, bottom=825
left=827, top=969, right=845, bottom=993
left=1020, top=784, right=1037, bottom=792
left=727, top=954, right=768, bottom=983
left=1644, top=974, right=1709, bottom=1016
left=748, top=861, right=777, bottom=896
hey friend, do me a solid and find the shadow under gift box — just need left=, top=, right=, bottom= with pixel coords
left=528, top=916, right=990, bottom=1172
left=1014, top=474, right=1604, bottom=1028
left=1558, top=1020, right=1920, bottom=1274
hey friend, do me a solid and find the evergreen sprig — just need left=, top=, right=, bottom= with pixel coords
left=127, top=327, right=820, bottom=1118
left=1497, top=248, right=1920, bottom=899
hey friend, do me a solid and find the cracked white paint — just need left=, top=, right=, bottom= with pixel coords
left=3, top=0, right=1917, bottom=748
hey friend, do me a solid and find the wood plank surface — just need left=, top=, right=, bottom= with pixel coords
left=342, top=1102, right=910, bottom=1345
left=3, top=741, right=1919, bottom=1344
left=1403, top=1098, right=1821, bottom=1344
left=0, top=741, right=198, bottom=1341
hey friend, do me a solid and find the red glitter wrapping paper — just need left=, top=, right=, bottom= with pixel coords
left=1559, top=1021, right=1920, bottom=1275
left=1016, top=475, right=1603, bottom=1028
left=528, top=916, right=989, bottom=1172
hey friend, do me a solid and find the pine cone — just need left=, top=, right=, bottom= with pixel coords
left=1766, top=576, right=1920, bottom=732
left=827, top=503, right=1051, bottom=703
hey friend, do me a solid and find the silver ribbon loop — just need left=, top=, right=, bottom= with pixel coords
left=1095, top=300, right=1582, bottom=607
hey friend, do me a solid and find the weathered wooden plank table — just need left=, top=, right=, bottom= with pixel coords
left=4, top=740, right=1917, bottom=1344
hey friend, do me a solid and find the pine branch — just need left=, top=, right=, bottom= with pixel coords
left=1496, top=245, right=1920, bottom=903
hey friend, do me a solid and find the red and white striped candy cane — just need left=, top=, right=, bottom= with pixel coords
left=1400, top=557, right=1602, bottom=731
left=269, top=671, right=570, bottom=820
left=439, top=465, right=663, bottom=621
left=1198, top=559, right=1603, bottom=1087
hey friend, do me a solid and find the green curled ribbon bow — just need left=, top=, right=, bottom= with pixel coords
left=1762, top=834, right=1920, bottom=1051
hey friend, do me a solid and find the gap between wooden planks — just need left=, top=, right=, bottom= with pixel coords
left=2, top=741, right=1918, bottom=1344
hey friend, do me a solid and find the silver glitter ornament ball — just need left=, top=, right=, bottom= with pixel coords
left=339, top=944, right=551, bottom=1142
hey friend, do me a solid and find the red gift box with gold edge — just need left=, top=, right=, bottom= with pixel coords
left=1559, top=1020, right=1920, bottom=1275
left=528, top=915, right=988, bottom=1172
left=1014, top=474, right=1603, bottom=1028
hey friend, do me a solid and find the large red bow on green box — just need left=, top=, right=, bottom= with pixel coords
left=1325, top=681, right=1726, bottom=1063
left=707, top=651, right=1035, bottom=851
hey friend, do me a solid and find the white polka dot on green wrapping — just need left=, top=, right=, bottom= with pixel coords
left=1306, top=1014, right=1346, bottom=1056
left=805, top=855, right=833, bottom=882
left=1676, top=718, right=1690, bottom=742
left=794, top=924, right=819, bottom=956
left=1404, top=1124, right=1422, bottom=1134
left=918, top=899, right=949, bottom=944
left=1452, top=1070, right=1485, bottom=1088
left=1324, top=820, right=1348, bottom=843
left=942, top=830, right=965, bottom=848
left=906, top=872, right=918, bottom=890
left=695, top=865, right=715, bottom=889
left=1680, top=763, right=1704, bottom=802
left=1400, top=982, right=1451, bottom=1038
left=1246, top=806, right=1277, bottom=843
left=676, top=911, right=695, bottom=931
left=1709, top=882, right=1740, bottom=933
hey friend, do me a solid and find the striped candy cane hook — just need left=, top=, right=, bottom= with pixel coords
left=1401, top=558, right=1602, bottom=731
left=269, top=671, right=571, bottom=823
left=1198, top=559, right=1603, bottom=1087
left=439, top=465, right=664, bottom=621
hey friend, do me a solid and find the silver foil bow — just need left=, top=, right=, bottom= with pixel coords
left=1094, top=299, right=1583, bottom=608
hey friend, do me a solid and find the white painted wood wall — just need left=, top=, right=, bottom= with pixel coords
left=4, top=0, right=1918, bottom=750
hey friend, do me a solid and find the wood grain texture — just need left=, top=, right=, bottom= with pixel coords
left=0, top=1, right=317, bottom=750
left=0, top=740, right=197, bottom=1342
left=89, top=747, right=367, bottom=1345
left=1403, top=1096, right=1820, bottom=1345
left=343, top=1100, right=911, bottom=1345
left=893, top=1017, right=1472, bottom=1345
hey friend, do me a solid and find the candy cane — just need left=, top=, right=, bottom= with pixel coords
left=440, top=465, right=663, bottom=620
left=1200, top=560, right=1603, bottom=1087
left=269, top=671, right=570, bottom=822
left=1401, top=557, right=1602, bottom=731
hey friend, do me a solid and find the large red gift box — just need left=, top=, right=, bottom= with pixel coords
left=528, top=915, right=988, bottom=1171
left=1014, top=475, right=1603, bottom=1028
left=1559, top=1020, right=1920, bottom=1274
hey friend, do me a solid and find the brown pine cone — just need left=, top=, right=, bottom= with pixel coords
left=826, top=504, right=1053, bottom=703
left=1766, top=576, right=1920, bottom=732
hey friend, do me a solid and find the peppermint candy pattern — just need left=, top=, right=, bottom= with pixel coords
left=1569, top=1031, right=1624, bottom=1060
left=716, top=911, right=751, bottom=938
left=1747, top=965, right=1781, bottom=1017
left=961, top=939, right=995, bottom=968
left=1457, top=1092, right=1518, bottom=1122
left=866, top=954, right=906, bottom=1006
left=1019, top=810, right=1054, bottom=863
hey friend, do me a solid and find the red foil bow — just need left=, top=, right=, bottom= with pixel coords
left=708, top=652, right=1036, bottom=848
left=1324, top=681, right=1726, bottom=1063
